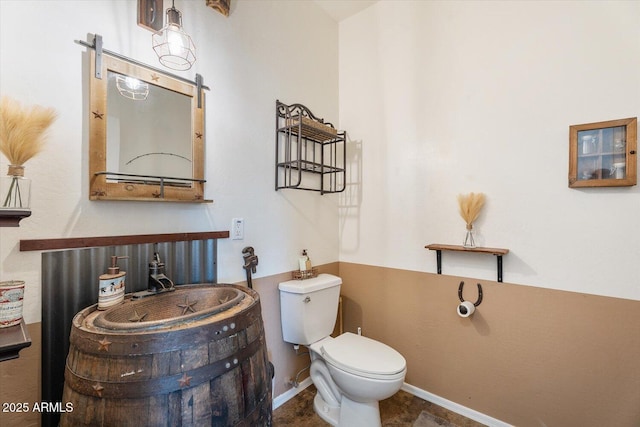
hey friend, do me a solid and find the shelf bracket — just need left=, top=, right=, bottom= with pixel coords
left=435, top=250, right=442, bottom=274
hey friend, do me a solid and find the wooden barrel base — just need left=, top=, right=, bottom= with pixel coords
left=60, top=284, right=272, bottom=427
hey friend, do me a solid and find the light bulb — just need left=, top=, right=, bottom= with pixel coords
left=166, top=25, right=186, bottom=56
left=125, top=77, right=142, bottom=90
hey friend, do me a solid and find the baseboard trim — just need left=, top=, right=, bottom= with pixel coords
left=401, top=383, right=512, bottom=427
left=272, top=378, right=510, bottom=426
left=272, top=377, right=313, bottom=410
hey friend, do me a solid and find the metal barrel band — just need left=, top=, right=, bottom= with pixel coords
left=64, top=335, right=264, bottom=399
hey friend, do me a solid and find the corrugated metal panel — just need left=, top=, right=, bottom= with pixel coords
left=41, top=240, right=217, bottom=427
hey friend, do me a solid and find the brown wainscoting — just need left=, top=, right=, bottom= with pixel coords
left=0, top=322, right=41, bottom=427
left=337, top=262, right=640, bottom=427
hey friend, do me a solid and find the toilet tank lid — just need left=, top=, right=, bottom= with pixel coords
left=278, top=273, right=342, bottom=293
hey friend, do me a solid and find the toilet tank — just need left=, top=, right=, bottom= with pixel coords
left=279, top=274, right=342, bottom=345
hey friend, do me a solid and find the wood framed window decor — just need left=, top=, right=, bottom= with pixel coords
left=569, top=117, right=637, bottom=188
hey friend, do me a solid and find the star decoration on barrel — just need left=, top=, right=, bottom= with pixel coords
left=92, top=110, right=104, bottom=119
left=177, top=296, right=198, bottom=315
left=97, top=337, right=112, bottom=352
left=128, top=309, right=148, bottom=323
left=92, top=383, right=105, bottom=398
left=178, top=373, right=192, bottom=388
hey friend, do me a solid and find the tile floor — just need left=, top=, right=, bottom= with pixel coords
left=272, top=384, right=486, bottom=426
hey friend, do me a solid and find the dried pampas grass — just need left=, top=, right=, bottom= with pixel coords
left=0, top=96, right=57, bottom=166
left=457, top=192, right=485, bottom=230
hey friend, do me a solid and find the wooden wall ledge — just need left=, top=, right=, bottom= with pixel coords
left=20, top=231, right=229, bottom=252
left=425, top=243, right=510, bottom=282
left=0, top=320, right=31, bottom=362
left=425, top=244, right=509, bottom=256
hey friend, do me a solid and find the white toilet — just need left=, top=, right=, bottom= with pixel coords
left=279, top=274, right=406, bottom=427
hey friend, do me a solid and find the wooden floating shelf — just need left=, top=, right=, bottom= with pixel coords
left=425, top=244, right=510, bottom=282
left=0, top=320, right=32, bottom=362
left=425, top=244, right=509, bottom=255
left=0, top=209, right=32, bottom=227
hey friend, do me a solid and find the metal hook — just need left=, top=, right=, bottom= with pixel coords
left=458, top=281, right=483, bottom=307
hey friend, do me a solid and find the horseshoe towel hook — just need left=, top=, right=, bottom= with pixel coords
left=458, top=281, right=483, bottom=306
left=457, top=281, right=483, bottom=318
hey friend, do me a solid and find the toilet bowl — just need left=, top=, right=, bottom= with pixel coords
left=309, top=333, right=406, bottom=426
left=278, top=274, right=407, bottom=427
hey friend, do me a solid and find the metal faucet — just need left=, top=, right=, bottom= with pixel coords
left=148, top=252, right=175, bottom=293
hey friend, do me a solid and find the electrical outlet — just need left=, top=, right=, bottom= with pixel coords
left=232, top=218, right=244, bottom=240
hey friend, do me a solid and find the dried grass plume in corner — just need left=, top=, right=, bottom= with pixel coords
left=457, top=192, right=486, bottom=231
left=0, top=96, right=57, bottom=168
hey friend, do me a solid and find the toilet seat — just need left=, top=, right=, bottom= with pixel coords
left=319, top=332, right=406, bottom=380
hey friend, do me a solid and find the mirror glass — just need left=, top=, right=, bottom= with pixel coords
left=89, top=51, right=209, bottom=202
left=106, top=71, right=192, bottom=183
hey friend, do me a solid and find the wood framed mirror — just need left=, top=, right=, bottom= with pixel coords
left=88, top=49, right=210, bottom=202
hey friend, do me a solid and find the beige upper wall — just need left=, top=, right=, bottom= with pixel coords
left=0, top=0, right=341, bottom=323
left=338, top=0, right=640, bottom=301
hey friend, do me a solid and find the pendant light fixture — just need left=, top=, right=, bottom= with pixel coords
left=152, top=0, right=196, bottom=71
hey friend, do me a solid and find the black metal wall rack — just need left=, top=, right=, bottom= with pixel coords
left=275, top=100, right=346, bottom=194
